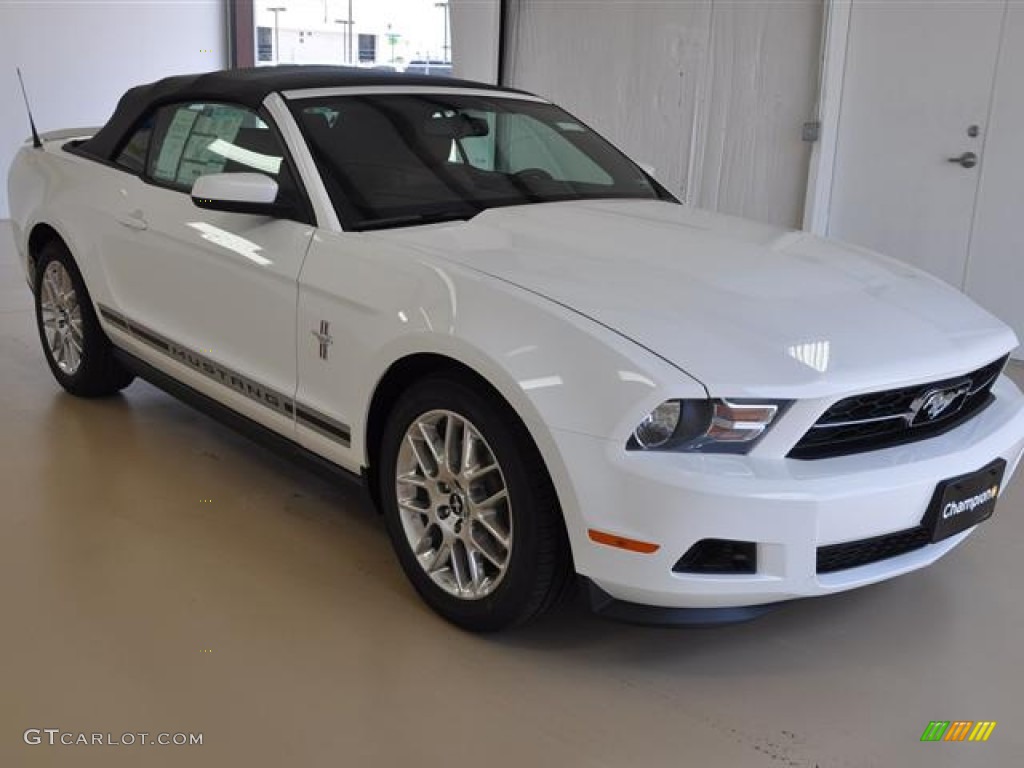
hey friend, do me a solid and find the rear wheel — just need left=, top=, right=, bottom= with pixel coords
left=379, top=375, right=571, bottom=631
left=34, top=241, right=134, bottom=397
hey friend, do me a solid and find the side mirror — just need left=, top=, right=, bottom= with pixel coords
left=191, top=172, right=288, bottom=216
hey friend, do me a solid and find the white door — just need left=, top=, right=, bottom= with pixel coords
left=964, top=4, right=1024, bottom=348
left=827, top=0, right=1006, bottom=289
left=828, top=0, right=1024, bottom=357
left=102, top=101, right=315, bottom=431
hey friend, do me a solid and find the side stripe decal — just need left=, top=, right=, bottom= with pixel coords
left=98, top=304, right=351, bottom=447
left=295, top=406, right=351, bottom=443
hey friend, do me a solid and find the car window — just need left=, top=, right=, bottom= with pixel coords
left=460, top=112, right=611, bottom=185
left=114, top=115, right=155, bottom=173
left=146, top=102, right=289, bottom=193
left=292, top=94, right=664, bottom=230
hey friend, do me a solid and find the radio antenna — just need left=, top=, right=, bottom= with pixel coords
left=16, top=68, right=43, bottom=148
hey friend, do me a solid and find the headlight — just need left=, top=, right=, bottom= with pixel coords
left=632, top=401, right=684, bottom=448
left=628, top=399, right=788, bottom=453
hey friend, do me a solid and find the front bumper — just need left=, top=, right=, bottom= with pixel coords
left=553, top=375, right=1024, bottom=610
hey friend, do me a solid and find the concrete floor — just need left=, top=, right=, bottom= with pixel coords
left=1, top=219, right=1022, bottom=768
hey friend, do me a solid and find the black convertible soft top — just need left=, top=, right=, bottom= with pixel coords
left=80, top=65, right=518, bottom=161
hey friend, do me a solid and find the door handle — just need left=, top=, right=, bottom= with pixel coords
left=116, top=212, right=148, bottom=231
left=947, top=151, right=978, bottom=169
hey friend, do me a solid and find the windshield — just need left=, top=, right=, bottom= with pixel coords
left=289, top=93, right=669, bottom=230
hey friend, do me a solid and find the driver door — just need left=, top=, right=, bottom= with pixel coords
left=101, top=101, right=315, bottom=436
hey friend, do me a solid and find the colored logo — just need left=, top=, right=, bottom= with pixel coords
left=920, top=721, right=996, bottom=742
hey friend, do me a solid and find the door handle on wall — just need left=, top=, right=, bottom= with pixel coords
left=947, top=151, right=978, bottom=169
left=116, top=211, right=149, bottom=230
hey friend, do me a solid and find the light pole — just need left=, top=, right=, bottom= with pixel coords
left=434, top=2, right=449, bottom=63
left=347, top=0, right=353, bottom=65
left=386, top=23, right=400, bottom=65
left=267, top=6, right=286, bottom=65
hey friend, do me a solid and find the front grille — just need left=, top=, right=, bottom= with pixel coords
left=817, top=526, right=931, bottom=574
left=790, top=356, right=1007, bottom=460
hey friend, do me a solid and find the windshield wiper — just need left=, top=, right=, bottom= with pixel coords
left=355, top=210, right=477, bottom=231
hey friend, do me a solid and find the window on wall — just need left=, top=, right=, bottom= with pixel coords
left=357, top=34, right=377, bottom=63
left=245, top=1, right=452, bottom=71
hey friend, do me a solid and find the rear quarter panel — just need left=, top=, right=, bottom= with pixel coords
left=7, top=139, right=136, bottom=310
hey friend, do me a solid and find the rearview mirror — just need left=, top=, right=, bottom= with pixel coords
left=191, top=172, right=287, bottom=216
left=423, top=114, right=490, bottom=140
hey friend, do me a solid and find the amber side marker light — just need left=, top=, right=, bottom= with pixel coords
left=588, top=529, right=660, bottom=554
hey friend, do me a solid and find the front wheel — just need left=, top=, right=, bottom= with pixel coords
left=379, top=375, right=571, bottom=631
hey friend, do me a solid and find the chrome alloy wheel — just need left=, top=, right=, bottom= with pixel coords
left=39, top=261, right=84, bottom=375
left=395, top=409, right=513, bottom=600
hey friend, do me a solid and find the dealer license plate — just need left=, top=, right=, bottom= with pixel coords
left=924, top=459, right=1005, bottom=543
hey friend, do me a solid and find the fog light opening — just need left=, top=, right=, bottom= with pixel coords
left=673, top=539, right=757, bottom=574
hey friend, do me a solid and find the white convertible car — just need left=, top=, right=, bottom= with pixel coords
left=8, top=67, right=1024, bottom=630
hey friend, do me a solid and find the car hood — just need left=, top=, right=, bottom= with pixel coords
left=399, top=200, right=1017, bottom=397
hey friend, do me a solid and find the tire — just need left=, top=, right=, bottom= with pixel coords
left=379, top=374, right=572, bottom=632
left=34, top=240, right=134, bottom=397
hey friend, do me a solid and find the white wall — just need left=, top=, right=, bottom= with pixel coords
left=504, top=0, right=822, bottom=229
left=692, top=2, right=822, bottom=228
left=0, top=0, right=226, bottom=218
left=451, top=0, right=500, bottom=83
